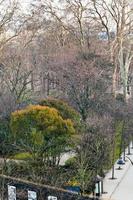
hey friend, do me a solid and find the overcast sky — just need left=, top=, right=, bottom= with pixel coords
left=19, top=0, right=31, bottom=12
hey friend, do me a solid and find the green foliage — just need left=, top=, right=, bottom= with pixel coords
left=10, top=104, right=75, bottom=165
left=64, top=132, right=111, bottom=193
left=0, top=119, right=14, bottom=156
left=0, top=119, right=10, bottom=142
left=12, top=152, right=32, bottom=160
left=65, top=156, right=76, bottom=167
left=114, top=120, right=124, bottom=160
left=39, top=98, right=81, bottom=129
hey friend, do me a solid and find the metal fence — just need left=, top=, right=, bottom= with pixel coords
left=0, top=175, right=95, bottom=200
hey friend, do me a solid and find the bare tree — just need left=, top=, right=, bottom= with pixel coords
left=31, top=0, right=94, bottom=49
left=0, top=45, right=34, bottom=117
left=91, top=0, right=133, bottom=101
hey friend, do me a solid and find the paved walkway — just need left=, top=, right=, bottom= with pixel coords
left=101, top=145, right=133, bottom=200
left=59, top=151, right=75, bottom=165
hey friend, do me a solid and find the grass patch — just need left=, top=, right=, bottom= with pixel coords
left=12, top=152, right=32, bottom=160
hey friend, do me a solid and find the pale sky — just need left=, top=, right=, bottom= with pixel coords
left=19, top=0, right=31, bottom=13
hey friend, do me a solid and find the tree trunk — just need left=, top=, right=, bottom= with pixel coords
left=112, top=65, right=118, bottom=97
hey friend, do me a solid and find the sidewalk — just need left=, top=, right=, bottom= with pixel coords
left=101, top=145, right=133, bottom=200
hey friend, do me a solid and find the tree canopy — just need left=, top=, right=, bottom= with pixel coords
left=10, top=105, right=75, bottom=165
left=39, top=98, right=81, bottom=128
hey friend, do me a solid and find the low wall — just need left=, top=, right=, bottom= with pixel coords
left=0, top=174, right=94, bottom=200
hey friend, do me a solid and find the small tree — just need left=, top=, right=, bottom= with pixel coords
left=10, top=105, right=75, bottom=167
